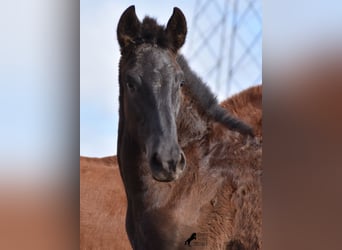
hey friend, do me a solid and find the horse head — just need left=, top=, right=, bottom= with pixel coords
left=117, top=6, right=187, bottom=182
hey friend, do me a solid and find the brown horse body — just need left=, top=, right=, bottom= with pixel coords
left=80, top=85, right=262, bottom=249
left=80, top=156, right=130, bottom=250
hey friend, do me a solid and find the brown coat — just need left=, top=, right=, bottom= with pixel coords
left=80, top=85, right=262, bottom=249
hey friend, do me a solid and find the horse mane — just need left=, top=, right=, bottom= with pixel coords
left=176, top=55, right=254, bottom=136
left=118, top=16, right=170, bottom=51
left=138, top=17, right=169, bottom=47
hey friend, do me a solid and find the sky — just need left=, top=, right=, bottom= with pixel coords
left=80, top=0, right=262, bottom=157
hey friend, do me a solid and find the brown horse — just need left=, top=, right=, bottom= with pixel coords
left=80, top=85, right=261, bottom=249
left=80, top=156, right=130, bottom=250
left=116, top=6, right=262, bottom=249
left=221, top=85, right=262, bottom=139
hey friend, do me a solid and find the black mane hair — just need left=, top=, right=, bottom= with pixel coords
left=176, top=55, right=254, bottom=136
left=138, top=17, right=169, bottom=48
left=123, top=13, right=187, bottom=53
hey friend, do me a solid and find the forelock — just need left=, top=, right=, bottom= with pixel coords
left=137, top=17, right=169, bottom=48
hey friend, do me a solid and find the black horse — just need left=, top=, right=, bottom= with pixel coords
left=116, top=5, right=260, bottom=250
left=184, top=233, right=197, bottom=246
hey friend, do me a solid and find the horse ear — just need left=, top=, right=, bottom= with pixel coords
left=165, top=7, right=187, bottom=52
left=117, top=5, right=140, bottom=51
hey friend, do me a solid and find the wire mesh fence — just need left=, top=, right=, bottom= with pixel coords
left=186, top=0, right=262, bottom=99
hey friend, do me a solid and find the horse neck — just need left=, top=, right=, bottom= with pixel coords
left=176, top=91, right=211, bottom=149
left=118, top=119, right=175, bottom=214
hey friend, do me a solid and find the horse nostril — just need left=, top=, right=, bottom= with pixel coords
left=150, top=149, right=186, bottom=173
left=151, top=152, right=161, bottom=166
left=168, top=150, right=186, bottom=172
left=168, top=160, right=177, bottom=172
left=179, top=151, right=186, bottom=170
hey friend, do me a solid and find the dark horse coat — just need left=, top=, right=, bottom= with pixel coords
left=116, top=6, right=262, bottom=250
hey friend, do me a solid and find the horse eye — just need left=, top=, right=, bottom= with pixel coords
left=126, top=82, right=136, bottom=92
left=180, top=80, right=185, bottom=87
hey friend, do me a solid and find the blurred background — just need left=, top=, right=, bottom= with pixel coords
left=80, top=0, right=262, bottom=157
left=1, top=0, right=342, bottom=249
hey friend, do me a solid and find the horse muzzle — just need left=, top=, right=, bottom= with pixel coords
left=149, top=147, right=186, bottom=182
